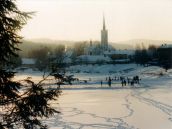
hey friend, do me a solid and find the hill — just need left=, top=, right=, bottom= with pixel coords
left=19, top=38, right=172, bottom=57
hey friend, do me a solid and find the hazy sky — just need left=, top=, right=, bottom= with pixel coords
left=17, top=0, right=172, bottom=42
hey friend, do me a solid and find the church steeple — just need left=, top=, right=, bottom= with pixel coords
left=103, top=14, right=106, bottom=30
left=101, top=14, right=108, bottom=51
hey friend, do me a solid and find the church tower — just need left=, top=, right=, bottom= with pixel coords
left=101, top=15, right=108, bottom=51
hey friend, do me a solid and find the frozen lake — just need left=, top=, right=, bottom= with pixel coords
left=15, top=64, right=172, bottom=129
left=45, top=87, right=172, bottom=129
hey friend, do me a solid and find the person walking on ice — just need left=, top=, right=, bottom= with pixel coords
left=108, top=77, right=112, bottom=87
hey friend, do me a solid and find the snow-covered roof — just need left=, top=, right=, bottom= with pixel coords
left=22, top=58, right=35, bottom=65
left=84, top=45, right=96, bottom=53
left=65, top=49, right=73, bottom=57
left=77, top=55, right=112, bottom=62
left=104, top=50, right=135, bottom=55
left=103, top=50, right=116, bottom=55
left=115, top=59, right=130, bottom=62
left=63, top=57, right=72, bottom=63
left=160, top=44, right=172, bottom=48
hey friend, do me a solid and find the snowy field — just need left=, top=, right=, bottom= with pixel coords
left=15, top=64, right=172, bottom=129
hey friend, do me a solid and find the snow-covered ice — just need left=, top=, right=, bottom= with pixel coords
left=45, top=88, right=172, bottom=129
left=15, top=64, right=172, bottom=129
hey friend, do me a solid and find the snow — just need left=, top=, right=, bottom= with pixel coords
left=76, top=55, right=112, bottom=63
left=14, top=64, right=172, bottom=129
left=115, top=59, right=130, bottom=62
left=160, top=44, right=172, bottom=48
left=104, top=50, right=135, bottom=55
left=44, top=88, right=172, bottom=129
left=22, top=58, right=35, bottom=65
left=63, top=57, right=72, bottom=63
left=67, top=64, right=138, bottom=74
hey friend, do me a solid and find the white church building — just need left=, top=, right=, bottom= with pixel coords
left=77, top=16, right=134, bottom=64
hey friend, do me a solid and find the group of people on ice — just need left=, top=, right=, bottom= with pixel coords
left=121, top=76, right=140, bottom=86
left=101, top=75, right=140, bottom=87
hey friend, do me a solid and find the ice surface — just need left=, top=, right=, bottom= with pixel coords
left=15, top=64, right=172, bottom=129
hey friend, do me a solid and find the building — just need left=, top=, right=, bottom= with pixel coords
left=157, top=44, right=172, bottom=68
left=21, top=58, right=35, bottom=68
left=101, top=15, right=108, bottom=51
left=76, top=15, right=134, bottom=64
left=76, top=55, right=111, bottom=64
left=84, top=40, right=102, bottom=55
left=84, top=16, right=110, bottom=56
left=16, top=58, right=36, bottom=71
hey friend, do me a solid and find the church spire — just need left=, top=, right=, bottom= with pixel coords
left=101, top=14, right=108, bottom=51
left=103, top=14, right=106, bottom=30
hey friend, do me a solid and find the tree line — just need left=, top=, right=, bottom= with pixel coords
left=134, top=43, right=172, bottom=70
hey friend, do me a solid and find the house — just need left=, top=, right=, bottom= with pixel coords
left=104, top=50, right=135, bottom=61
left=21, top=58, right=36, bottom=68
left=157, top=44, right=172, bottom=68
left=76, top=55, right=112, bottom=64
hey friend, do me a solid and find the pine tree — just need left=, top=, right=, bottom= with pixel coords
left=0, top=0, right=61, bottom=128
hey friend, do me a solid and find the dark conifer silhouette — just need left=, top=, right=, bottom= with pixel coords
left=0, top=0, right=62, bottom=128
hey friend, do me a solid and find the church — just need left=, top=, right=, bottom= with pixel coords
left=76, top=16, right=114, bottom=64
left=77, top=16, right=134, bottom=64
left=84, top=16, right=113, bottom=56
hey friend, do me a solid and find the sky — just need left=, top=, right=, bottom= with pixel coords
left=17, top=0, right=172, bottom=42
